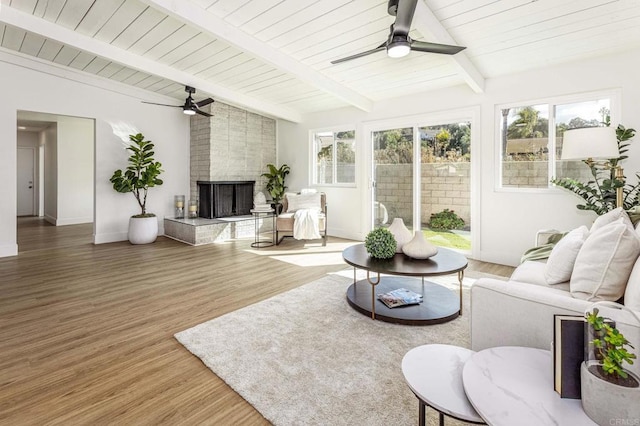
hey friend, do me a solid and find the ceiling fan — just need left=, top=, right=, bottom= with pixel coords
left=142, top=86, right=214, bottom=117
left=331, top=0, right=466, bottom=65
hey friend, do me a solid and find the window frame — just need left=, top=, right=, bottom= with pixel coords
left=309, top=126, right=357, bottom=187
left=495, top=89, right=621, bottom=192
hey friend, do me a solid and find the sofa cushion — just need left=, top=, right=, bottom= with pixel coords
left=625, top=257, right=640, bottom=311
left=511, top=261, right=570, bottom=291
left=590, top=207, right=632, bottom=233
left=544, top=225, right=589, bottom=285
left=571, top=219, right=640, bottom=301
left=286, top=193, right=322, bottom=212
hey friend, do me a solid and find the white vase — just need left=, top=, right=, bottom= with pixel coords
left=387, top=218, right=412, bottom=253
left=581, top=362, right=640, bottom=425
left=402, top=230, right=438, bottom=259
left=128, top=216, right=158, bottom=244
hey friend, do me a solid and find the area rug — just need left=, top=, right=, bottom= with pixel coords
left=175, top=272, right=488, bottom=426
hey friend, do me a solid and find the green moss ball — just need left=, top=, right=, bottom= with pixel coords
left=364, top=227, right=397, bottom=259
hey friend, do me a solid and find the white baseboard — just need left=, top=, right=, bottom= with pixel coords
left=44, top=214, right=56, bottom=225
left=0, top=243, right=18, bottom=258
left=478, top=250, right=519, bottom=268
left=94, top=232, right=128, bottom=244
left=55, top=217, right=93, bottom=226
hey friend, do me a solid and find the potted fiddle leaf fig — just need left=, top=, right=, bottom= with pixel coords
left=581, top=304, right=640, bottom=425
left=261, top=163, right=290, bottom=214
left=110, top=133, right=164, bottom=244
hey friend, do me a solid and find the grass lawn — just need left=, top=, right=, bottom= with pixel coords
left=423, top=228, right=471, bottom=251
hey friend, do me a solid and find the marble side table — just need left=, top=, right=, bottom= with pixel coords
left=462, top=346, right=597, bottom=426
left=402, top=344, right=485, bottom=426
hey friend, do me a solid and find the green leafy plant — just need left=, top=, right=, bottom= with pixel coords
left=427, top=209, right=465, bottom=231
left=364, top=227, right=397, bottom=259
left=261, top=163, right=290, bottom=205
left=586, top=308, right=637, bottom=380
left=552, top=124, right=639, bottom=215
left=109, top=133, right=163, bottom=217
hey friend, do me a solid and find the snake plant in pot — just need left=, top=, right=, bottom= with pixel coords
left=110, top=133, right=164, bottom=244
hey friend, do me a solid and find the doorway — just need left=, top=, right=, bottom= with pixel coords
left=16, top=111, right=95, bottom=253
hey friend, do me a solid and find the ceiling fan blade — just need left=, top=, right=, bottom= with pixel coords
left=196, top=109, right=213, bottom=118
left=411, top=41, right=466, bottom=55
left=393, top=0, right=418, bottom=35
left=141, top=101, right=181, bottom=108
left=195, top=98, right=214, bottom=108
left=331, top=43, right=386, bottom=64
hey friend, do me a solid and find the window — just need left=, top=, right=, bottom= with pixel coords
left=498, top=94, right=613, bottom=189
left=312, top=129, right=355, bottom=185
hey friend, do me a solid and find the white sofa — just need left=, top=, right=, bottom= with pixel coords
left=470, top=209, right=640, bottom=379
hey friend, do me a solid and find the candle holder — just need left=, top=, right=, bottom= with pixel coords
left=188, top=199, right=198, bottom=218
left=174, top=195, right=185, bottom=219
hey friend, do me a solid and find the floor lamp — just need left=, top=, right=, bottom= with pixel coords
left=560, top=127, right=623, bottom=208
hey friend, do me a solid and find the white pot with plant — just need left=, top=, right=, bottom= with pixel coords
left=110, top=133, right=164, bottom=244
left=581, top=302, right=640, bottom=425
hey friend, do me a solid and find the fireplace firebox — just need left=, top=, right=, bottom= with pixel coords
left=197, top=181, right=255, bottom=219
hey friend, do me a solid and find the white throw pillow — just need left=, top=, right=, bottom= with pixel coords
left=544, top=226, right=589, bottom=285
left=624, top=257, right=640, bottom=312
left=571, top=219, right=640, bottom=301
left=286, top=193, right=321, bottom=212
left=590, top=207, right=632, bottom=233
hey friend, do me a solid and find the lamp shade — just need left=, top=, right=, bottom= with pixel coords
left=561, top=127, right=618, bottom=160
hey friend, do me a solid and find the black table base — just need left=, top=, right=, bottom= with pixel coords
left=346, top=276, right=460, bottom=325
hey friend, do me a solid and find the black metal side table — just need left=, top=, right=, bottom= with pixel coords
left=250, top=209, right=275, bottom=248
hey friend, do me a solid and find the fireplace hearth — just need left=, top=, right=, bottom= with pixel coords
left=197, top=181, right=255, bottom=219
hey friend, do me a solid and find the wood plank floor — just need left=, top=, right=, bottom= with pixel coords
left=0, top=218, right=514, bottom=425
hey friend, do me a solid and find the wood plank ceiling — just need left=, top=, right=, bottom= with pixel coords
left=1, top=0, right=639, bottom=122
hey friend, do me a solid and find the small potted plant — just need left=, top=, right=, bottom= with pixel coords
left=261, top=163, right=290, bottom=214
left=364, top=227, right=397, bottom=259
left=581, top=303, right=640, bottom=425
left=110, top=133, right=164, bottom=244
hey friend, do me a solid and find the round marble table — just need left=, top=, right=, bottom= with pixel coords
left=402, top=344, right=485, bottom=426
left=462, top=346, right=596, bottom=426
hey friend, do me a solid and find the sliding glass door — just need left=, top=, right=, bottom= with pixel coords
left=369, top=115, right=473, bottom=254
left=372, top=127, right=413, bottom=229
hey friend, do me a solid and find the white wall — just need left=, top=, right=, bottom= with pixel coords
left=0, top=50, right=190, bottom=257
left=278, top=48, right=640, bottom=266
left=57, top=116, right=94, bottom=225
left=43, top=124, right=57, bottom=224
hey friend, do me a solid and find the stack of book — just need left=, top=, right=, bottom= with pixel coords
left=377, top=288, right=423, bottom=308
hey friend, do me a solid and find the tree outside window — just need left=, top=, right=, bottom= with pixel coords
left=313, top=130, right=355, bottom=185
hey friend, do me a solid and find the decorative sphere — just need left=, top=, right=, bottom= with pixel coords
left=364, top=227, right=397, bottom=259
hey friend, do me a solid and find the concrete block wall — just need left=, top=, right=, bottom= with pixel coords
left=189, top=102, right=276, bottom=201
left=502, top=160, right=593, bottom=188
left=375, top=163, right=472, bottom=227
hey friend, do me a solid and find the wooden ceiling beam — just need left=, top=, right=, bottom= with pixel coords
left=413, top=0, right=485, bottom=93
left=0, top=5, right=303, bottom=122
left=140, top=0, right=374, bottom=112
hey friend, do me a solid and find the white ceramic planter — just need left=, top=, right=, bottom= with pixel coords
left=581, top=362, right=640, bottom=425
left=402, top=230, right=438, bottom=259
left=128, top=215, right=158, bottom=244
left=387, top=218, right=412, bottom=253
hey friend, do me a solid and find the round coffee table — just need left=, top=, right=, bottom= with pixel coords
left=342, top=244, right=467, bottom=325
left=402, top=344, right=484, bottom=426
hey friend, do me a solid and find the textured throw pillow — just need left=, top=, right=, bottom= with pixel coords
left=571, top=219, right=640, bottom=301
left=286, top=193, right=321, bottom=212
left=624, top=258, right=640, bottom=312
left=590, top=207, right=632, bottom=233
left=544, top=226, right=589, bottom=285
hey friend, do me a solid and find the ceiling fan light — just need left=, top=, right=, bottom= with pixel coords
left=183, top=108, right=196, bottom=116
left=387, top=40, right=410, bottom=58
